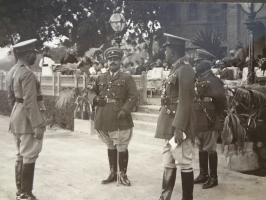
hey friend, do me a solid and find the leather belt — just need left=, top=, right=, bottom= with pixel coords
left=195, top=97, right=212, bottom=102
left=105, top=98, right=125, bottom=104
left=16, top=95, right=43, bottom=103
left=161, top=97, right=179, bottom=105
left=201, top=97, right=212, bottom=102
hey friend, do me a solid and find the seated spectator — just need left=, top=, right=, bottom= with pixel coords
left=230, top=41, right=246, bottom=71
left=76, top=56, right=93, bottom=77
left=60, top=51, right=78, bottom=64
left=156, top=59, right=163, bottom=68
left=101, top=62, right=108, bottom=73
left=135, top=58, right=146, bottom=75
left=123, top=62, right=135, bottom=75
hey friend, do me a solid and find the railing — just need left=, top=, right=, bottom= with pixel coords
left=0, top=71, right=148, bottom=105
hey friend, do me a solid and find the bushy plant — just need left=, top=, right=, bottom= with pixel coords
left=44, top=95, right=76, bottom=130
left=0, top=90, right=12, bottom=116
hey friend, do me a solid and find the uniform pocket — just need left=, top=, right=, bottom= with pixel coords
left=98, top=82, right=106, bottom=91
left=111, top=81, right=125, bottom=95
left=166, top=74, right=178, bottom=94
left=38, top=101, right=46, bottom=111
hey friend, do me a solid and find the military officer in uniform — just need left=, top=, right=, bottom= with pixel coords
left=193, top=60, right=227, bottom=189
left=88, top=47, right=138, bottom=186
left=193, top=49, right=215, bottom=68
left=155, top=33, right=196, bottom=200
left=6, top=39, right=47, bottom=200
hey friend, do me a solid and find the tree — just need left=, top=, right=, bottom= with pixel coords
left=0, top=0, right=177, bottom=59
left=0, top=0, right=62, bottom=46
left=122, top=1, right=176, bottom=62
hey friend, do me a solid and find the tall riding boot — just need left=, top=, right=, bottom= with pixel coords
left=181, top=170, right=194, bottom=200
left=159, top=168, right=176, bottom=200
left=101, top=149, right=117, bottom=184
left=20, top=163, right=37, bottom=200
left=15, top=160, right=23, bottom=200
left=194, top=151, right=209, bottom=184
left=202, top=152, right=218, bottom=189
left=119, top=150, right=130, bottom=186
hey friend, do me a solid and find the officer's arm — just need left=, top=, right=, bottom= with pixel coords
left=6, top=76, right=15, bottom=108
left=121, top=75, right=138, bottom=113
left=21, top=71, right=44, bottom=128
left=172, top=65, right=195, bottom=131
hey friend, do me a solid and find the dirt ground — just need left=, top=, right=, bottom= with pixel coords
left=0, top=115, right=266, bottom=200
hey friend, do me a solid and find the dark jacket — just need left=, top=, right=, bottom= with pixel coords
left=155, top=59, right=197, bottom=140
left=89, top=70, right=138, bottom=131
left=196, top=69, right=227, bottom=116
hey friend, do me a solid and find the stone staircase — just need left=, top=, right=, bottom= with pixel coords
left=132, top=104, right=160, bottom=132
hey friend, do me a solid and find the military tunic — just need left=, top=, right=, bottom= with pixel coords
left=6, top=61, right=47, bottom=134
left=155, top=59, right=197, bottom=140
left=89, top=70, right=138, bottom=132
left=195, top=69, right=227, bottom=152
left=6, top=60, right=47, bottom=163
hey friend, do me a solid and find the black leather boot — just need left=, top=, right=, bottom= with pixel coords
left=101, top=149, right=117, bottom=184
left=20, top=163, right=37, bottom=200
left=194, top=151, right=209, bottom=184
left=181, top=170, right=194, bottom=200
left=159, top=168, right=176, bottom=200
left=15, top=160, right=23, bottom=200
left=119, top=150, right=131, bottom=186
left=202, top=152, right=218, bottom=189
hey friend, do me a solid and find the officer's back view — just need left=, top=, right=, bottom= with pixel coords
left=6, top=39, right=47, bottom=200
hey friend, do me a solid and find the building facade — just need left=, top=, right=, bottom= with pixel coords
left=163, top=2, right=266, bottom=58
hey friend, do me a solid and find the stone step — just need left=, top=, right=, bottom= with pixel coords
left=133, top=120, right=157, bottom=132
left=132, top=112, right=159, bottom=123
left=136, top=105, right=161, bottom=114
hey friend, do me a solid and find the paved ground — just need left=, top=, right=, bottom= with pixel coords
left=1, top=115, right=266, bottom=200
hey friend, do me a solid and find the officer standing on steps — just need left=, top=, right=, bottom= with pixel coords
left=155, top=33, right=197, bottom=200
left=88, top=47, right=138, bottom=186
left=6, top=39, right=47, bottom=200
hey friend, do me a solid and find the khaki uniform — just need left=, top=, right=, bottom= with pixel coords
left=195, top=69, right=227, bottom=152
left=6, top=60, right=47, bottom=163
left=89, top=70, right=138, bottom=150
left=155, top=59, right=197, bottom=169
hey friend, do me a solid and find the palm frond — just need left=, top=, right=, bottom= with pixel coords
left=251, top=89, right=266, bottom=107
left=55, top=88, right=75, bottom=109
left=192, top=30, right=222, bottom=58
left=233, top=88, right=251, bottom=107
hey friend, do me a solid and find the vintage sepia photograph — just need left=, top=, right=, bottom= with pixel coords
left=0, top=0, right=266, bottom=199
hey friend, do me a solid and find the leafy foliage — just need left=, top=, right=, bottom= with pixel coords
left=222, top=87, right=266, bottom=155
left=221, top=106, right=247, bottom=155
left=55, top=87, right=75, bottom=109
left=0, top=0, right=176, bottom=60
left=192, top=30, right=222, bottom=58
left=0, top=91, right=12, bottom=116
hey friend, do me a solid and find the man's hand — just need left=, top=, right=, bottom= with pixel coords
left=174, top=128, right=183, bottom=144
left=34, top=126, right=45, bottom=140
left=95, top=96, right=106, bottom=107
left=117, top=109, right=126, bottom=120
